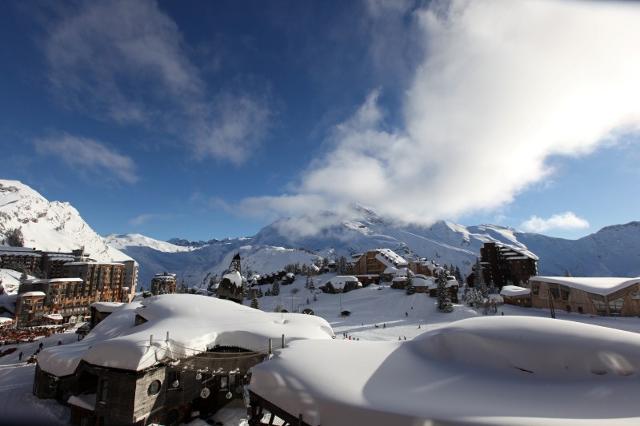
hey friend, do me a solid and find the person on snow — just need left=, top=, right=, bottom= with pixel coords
left=18, top=352, right=22, bottom=361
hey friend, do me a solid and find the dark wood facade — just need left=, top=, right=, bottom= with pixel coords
left=480, top=242, right=538, bottom=288
left=35, top=349, right=267, bottom=425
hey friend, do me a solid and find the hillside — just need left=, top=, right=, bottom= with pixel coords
left=2, top=180, right=639, bottom=289
left=0, top=180, right=130, bottom=262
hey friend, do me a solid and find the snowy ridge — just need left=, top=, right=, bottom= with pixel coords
left=0, top=180, right=130, bottom=262
left=105, top=233, right=197, bottom=253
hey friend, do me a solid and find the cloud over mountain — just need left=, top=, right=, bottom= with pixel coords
left=243, top=0, right=640, bottom=233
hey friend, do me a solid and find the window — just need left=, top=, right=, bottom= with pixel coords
left=531, top=283, right=539, bottom=296
left=98, top=379, right=109, bottom=403
left=168, top=371, right=181, bottom=390
left=148, top=380, right=161, bottom=396
left=549, top=287, right=559, bottom=299
left=608, top=298, right=624, bottom=316
left=592, top=296, right=608, bottom=316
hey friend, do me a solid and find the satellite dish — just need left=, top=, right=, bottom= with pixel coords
left=200, top=387, right=211, bottom=399
left=225, top=391, right=233, bottom=400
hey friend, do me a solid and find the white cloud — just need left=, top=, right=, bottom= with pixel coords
left=243, top=0, right=640, bottom=229
left=44, top=0, right=270, bottom=164
left=35, top=134, right=138, bottom=184
left=520, top=212, right=590, bottom=234
left=128, top=213, right=175, bottom=227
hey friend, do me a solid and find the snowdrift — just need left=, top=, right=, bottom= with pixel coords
left=250, top=316, right=640, bottom=425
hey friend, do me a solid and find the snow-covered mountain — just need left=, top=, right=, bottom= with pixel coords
left=3, top=180, right=639, bottom=290
left=0, top=179, right=130, bottom=262
left=105, top=233, right=198, bottom=253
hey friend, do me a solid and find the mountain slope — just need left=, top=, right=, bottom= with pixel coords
left=105, top=234, right=198, bottom=253
left=0, top=180, right=130, bottom=262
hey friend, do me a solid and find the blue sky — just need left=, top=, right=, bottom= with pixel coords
left=1, top=0, right=639, bottom=241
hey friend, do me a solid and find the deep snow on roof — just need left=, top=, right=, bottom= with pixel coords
left=91, top=301, right=125, bottom=313
left=222, top=270, right=243, bottom=288
left=37, top=294, right=334, bottom=376
left=374, top=249, right=408, bottom=268
left=500, top=285, right=531, bottom=297
left=531, top=276, right=640, bottom=296
left=25, top=278, right=83, bottom=284
left=250, top=316, right=640, bottom=425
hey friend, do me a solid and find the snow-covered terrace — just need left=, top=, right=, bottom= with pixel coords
left=37, top=294, right=334, bottom=376
left=531, top=276, right=640, bottom=296
left=250, top=316, right=640, bottom=425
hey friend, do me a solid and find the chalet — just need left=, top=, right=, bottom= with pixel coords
left=34, top=294, right=334, bottom=426
left=527, top=276, right=640, bottom=316
left=500, top=285, right=532, bottom=307
left=480, top=242, right=538, bottom=288
left=320, top=276, right=362, bottom=294
left=408, top=259, right=437, bottom=276
left=352, top=249, right=408, bottom=276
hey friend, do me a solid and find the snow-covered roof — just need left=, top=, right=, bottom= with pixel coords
left=250, top=316, right=640, bottom=425
left=91, top=302, right=125, bottom=313
left=20, top=291, right=46, bottom=297
left=44, top=313, right=63, bottom=321
left=530, top=276, right=640, bottom=296
left=64, top=261, right=125, bottom=266
left=375, top=249, right=408, bottom=268
left=328, top=276, right=360, bottom=289
left=37, top=294, right=334, bottom=376
left=383, top=266, right=398, bottom=274
left=497, top=243, right=539, bottom=261
left=222, top=270, right=243, bottom=288
left=25, top=278, right=83, bottom=284
left=500, top=285, right=531, bottom=297
left=411, top=276, right=434, bottom=288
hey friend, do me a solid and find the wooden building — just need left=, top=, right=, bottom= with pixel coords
left=352, top=249, right=408, bottom=276
left=528, top=276, right=640, bottom=316
left=14, top=260, right=134, bottom=328
left=33, top=294, right=334, bottom=426
left=499, top=285, right=532, bottom=307
left=63, top=262, right=128, bottom=303
left=151, top=273, right=177, bottom=295
left=14, top=291, right=46, bottom=327
left=480, top=242, right=538, bottom=288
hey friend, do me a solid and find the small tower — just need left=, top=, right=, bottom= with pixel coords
left=229, top=253, right=242, bottom=275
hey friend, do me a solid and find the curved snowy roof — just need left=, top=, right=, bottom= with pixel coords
left=531, top=276, right=640, bottom=296
left=250, top=316, right=640, bottom=425
left=500, top=285, right=531, bottom=297
left=37, top=294, right=334, bottom=376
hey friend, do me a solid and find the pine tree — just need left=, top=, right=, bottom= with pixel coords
left=271, top=281, right=280, bottom=296
left=250, top=296, right=259, bottom=309
left=454, top=266, right=462, bottom=282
